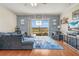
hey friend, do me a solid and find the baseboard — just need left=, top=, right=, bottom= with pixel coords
left=64, top=42, right=79, bottom=53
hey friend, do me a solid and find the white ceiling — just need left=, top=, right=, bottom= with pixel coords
left=0, top=3, right=77, bottom=15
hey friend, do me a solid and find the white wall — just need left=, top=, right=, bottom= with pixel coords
left=60, top=4, right=79, bottom=35
left=0, top=6, right=16, bottom=32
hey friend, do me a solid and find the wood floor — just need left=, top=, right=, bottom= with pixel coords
left=0, top=40, right=79, bottom=56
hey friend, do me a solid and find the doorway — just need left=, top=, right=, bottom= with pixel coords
left=32, top=19, right=49, bottom=36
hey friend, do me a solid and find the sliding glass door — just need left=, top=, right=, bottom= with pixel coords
left=32, top=20, right=48, bottom=36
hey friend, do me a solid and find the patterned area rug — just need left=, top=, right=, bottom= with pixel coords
left=33, top=36, right=64, bottom=50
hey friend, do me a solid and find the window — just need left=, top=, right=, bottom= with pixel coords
left=32, top=20, right=48, bottom=28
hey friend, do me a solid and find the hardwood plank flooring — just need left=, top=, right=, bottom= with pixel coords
left=0, top=40, right=79, bottom=56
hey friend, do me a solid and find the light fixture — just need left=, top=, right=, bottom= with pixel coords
left=30, top=3, right=37, bottom=7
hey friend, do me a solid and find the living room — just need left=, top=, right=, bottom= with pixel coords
left=0, top=3, right=79, bottom=56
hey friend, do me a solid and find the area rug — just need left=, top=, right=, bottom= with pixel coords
left=33, top=36, right=64, bottom=50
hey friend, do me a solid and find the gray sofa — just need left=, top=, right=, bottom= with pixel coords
left=0, top=32, right=34, bottom=49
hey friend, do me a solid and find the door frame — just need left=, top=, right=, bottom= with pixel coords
left=31, top=19, right=49, bottom=36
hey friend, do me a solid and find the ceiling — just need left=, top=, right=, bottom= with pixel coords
left=0, top=3, right=77, bottom=15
